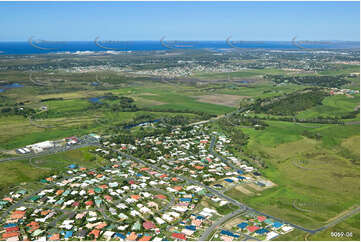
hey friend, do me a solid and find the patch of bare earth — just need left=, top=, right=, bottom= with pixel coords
left=133, top=97, right=166, bottom=106
left=247, top=183, right=267, bottom=191
left=195, top=94, right=248, bottom=107
left=235, top=185, right=254, bottom=195
left=224, top=217, right=245, bottom=230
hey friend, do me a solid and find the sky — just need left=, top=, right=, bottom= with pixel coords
left=0, top=1, right=359, bottom=41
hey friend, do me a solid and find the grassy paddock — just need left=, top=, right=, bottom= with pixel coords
left=296, top=95, right=360, bottom=120
left=228, top=121, right=360, bottom=229
left=0, top=147, right=104, bottom=197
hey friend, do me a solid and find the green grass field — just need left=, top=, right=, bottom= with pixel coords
left=297, top=95, right=360, bottom=120
left=0, top=147, right=104, bottom=197
left=225, top=120, right=360, bottom=229
left=318, top=64, right=360, bottom=76
left=0, top=115, right=100, bottom=150
left=213, top=83, right=305, bottom=98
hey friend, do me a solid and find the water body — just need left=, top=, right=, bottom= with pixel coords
left=0, top=41, right=359, bottom=55
left=0, top=83, right=24, bottom=92
left=88, top=97, right=103, bottom=104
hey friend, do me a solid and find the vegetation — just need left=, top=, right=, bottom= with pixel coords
left=253, top=88, right=329, bottom=115
left=265, top=74, right=351, bottom=88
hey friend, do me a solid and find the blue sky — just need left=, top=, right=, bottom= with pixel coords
left=0, top=1, right=359, bottom=41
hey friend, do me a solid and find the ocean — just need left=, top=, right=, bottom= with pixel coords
left=0, top=41, right=359, bottom=55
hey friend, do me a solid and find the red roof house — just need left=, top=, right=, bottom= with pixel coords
left=172, top=233, right=186, bottom=240
left=247, top=226, right=260, bottom=233
left=143, top=221, right=156, bottom=230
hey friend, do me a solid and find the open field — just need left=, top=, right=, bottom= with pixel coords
left=0, top=146, right=104, bottom=197
left=195, top=94, right=246, bottom=107
left=224, top=120, right=360, bottom=229
left=296, top=94, right=360, bottom=120
left=318, top=64, right=360, bottom=76
left=0, top=115, right=99, bottom=150
left=212, top=83, right=306, bottom=98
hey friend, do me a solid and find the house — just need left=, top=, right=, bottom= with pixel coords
left=273, top=221, right=283, bottom=228
left=266, top=231, right=279, bottom=240
left=131, top=221, right=141, bottom=231
left=256, top=228, right=269, bottom=235
left=247, top=225, right=260, bottom=233
left=1, top=232, right=20, bottom=240
left=257, top=216, right=266, bottom=222
left=237, top=222, right=248, bottom=229
left=155, top=217, right=165, bottom=225
left=95, top=222, right=107, bottom=230
left=143, top=221, right=156, bottom=230
left=138, top=235, right=153, bottom=241
left=162, top=214, right=173, bottom=222
left=282, top=226, right=293, bottom=232
left=64, top=231, right=73, bottom=239
left=181, top=228, right=195, bottom=236
left=89, top=229, right=101, bottom=239
left=103, top=231, right=115, bottom=240
left=10, top=210, right=26, bottom=219
left=171, top=233, right=186, bottom=240
left=85, top=200, right=94, bottom=207
left=126, top=232, right=138, bottom=241
left=131, top=195, right=140, bottom=200
left=5, top=226, right=19, bottom=233
left=114, top=233, right=126, bottom=240
left=220, top=230, right=240, bottom=238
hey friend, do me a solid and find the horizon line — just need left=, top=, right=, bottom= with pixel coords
left=0, top=40, right=360, bottom=42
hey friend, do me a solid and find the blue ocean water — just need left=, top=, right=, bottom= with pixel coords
left=0, top=41, right=358, bottom=55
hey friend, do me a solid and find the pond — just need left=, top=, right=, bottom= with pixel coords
left=88, top=97, right=103, bottom=104
left=0, top=83, right=24, bottom=92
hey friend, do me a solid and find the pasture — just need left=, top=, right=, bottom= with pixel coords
left=225, top=120, right=360, bottom=229
left=296, top=94, right=360, bottom=120
left=0, top=147, right=104, bottom=197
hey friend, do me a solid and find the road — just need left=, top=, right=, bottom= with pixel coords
left=209, top=136, right=238, bottom=171
left=187, top=115, right=225, bottom=127
left=311, top=206, right=360, bottom=233
left=28, top=116, right=57, bottom=129
left=187, top=106, right=249, bottom=127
